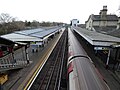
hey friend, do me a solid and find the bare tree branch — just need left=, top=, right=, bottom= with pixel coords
left=0, top=13, right=13, bottom=23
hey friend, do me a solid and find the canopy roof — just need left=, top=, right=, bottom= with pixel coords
left=72, top=27, right=120, bottom=47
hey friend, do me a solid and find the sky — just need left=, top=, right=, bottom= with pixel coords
left=0, top=0, right=120, bottom=24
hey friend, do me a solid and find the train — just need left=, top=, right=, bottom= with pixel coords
left=67, top=28, right=110, bottom=90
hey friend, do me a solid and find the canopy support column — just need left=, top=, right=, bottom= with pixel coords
left=106, top=49, right=110, bottom=69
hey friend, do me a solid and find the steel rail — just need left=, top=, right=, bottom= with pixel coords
left=56, top=31, right=67, bottom=90
left=30, top=30, right=67, bottom=90
left=45, top=31, right=66, bottom=90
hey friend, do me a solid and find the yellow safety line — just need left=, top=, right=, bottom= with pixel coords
left=23, top=30, right=64, bottom=90
left=24, top=49, right=51, bottom=90
left=17, top=46, right=51, bottom=90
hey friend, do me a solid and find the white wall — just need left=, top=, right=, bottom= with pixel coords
left=93, top=21, right=100, bottom=26
left=71, top=19, right=79, bottom=27
left=86, top=18, right=93, bottom=30
left=87, top=20, right=118, bottom=30
left=93, top=21, right=117, bottom=26
left=107, top=21, right=118, bottom=26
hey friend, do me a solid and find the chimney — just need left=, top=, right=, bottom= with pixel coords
left=91, top=14, right=94, bottom=19
left=117, top=17, right=120, bottom=29
left=100, top=6, right=107, bottom=20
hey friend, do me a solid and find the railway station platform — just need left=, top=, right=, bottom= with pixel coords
left=1, top=26, right=63, bottom=52
left=1, top=28, right=64, bottom=90
left=0, top=37, right=30, bottom=87
left=71, top=28, right=120, bottom=89
left=71, top=26, right=120, bottom=69
left=0, top=26, right=64, bottom=87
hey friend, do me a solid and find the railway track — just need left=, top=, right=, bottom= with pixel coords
left=29, top=29, right=68, bottom=90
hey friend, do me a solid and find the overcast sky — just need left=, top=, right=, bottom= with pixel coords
left=0, top=0, right=120, bottom=24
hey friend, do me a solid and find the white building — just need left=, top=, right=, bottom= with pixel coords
left=71, top=19, right=79, bottom=27
left=85, top=6, right=119, bottom=31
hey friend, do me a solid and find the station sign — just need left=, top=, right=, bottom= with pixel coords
left=94, top=47, right=109, bottom=50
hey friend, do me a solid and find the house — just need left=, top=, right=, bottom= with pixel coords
left=70, top=19, right=79, bottom=27
left=85, top=6, right=119, bottom=32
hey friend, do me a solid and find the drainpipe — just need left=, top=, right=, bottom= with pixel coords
left=106, top=49, right=111, bottom=69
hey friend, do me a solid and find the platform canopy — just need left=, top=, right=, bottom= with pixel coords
left=72, top=27, right=120, bottom=47
left=1, top=33, right=42, bottom=42
left=29, top=27, right=60, bottom=39
left=1, top=26, right=61, bottom=42
left=0, top=37, right=15, bottom=46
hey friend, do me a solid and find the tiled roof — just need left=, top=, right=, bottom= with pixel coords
left=93, top=15, right=118, bottom=21
left=93, top=26, right=116, bottom=33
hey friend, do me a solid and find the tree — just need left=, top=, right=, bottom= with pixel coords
left=0, top=13, right=25, bottom=34
left=31, top=20, right=40, bottom=27
left=25, top=20, right=31, bottom=27
left=0, top=13, right=13, bottom=23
